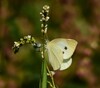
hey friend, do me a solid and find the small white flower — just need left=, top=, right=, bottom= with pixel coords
left=14, top=42, right=20, bottom=47
left=27, top=35, right=31, bottom=39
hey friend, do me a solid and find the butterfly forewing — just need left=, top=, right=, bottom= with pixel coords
left=50, top=38, right=77, bottom=59
left=47, top=42, right=63, bottom=70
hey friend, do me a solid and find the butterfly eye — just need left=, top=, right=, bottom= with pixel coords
left=64, top=46, right=67, bottom=50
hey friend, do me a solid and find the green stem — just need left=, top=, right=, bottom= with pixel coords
left=41, top=31, right=47, bottom=88
left=39, top=42, right=47, bottom=88
left=41, top=59, right=47, bottom=88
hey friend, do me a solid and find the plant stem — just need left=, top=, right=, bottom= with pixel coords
left=39, top=32, right=47, bottom=88
left=41, top=59, right=47, bottom=88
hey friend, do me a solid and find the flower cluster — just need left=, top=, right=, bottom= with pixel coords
left=40, top=5, right=50, bottom=34
left=12, top=35, right=36, bottom=53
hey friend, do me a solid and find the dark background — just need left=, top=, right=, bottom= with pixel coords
left=0, top=0, right=100, bottom=88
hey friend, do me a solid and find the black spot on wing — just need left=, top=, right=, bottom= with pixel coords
left=64, top=46, right=67, bottom=50
left=62, top=51, right=64, bottom=54
left=62, top=46, right=67, bottom=54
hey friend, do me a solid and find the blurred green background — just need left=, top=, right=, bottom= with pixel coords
left=0, top=0, right=100, bottom=88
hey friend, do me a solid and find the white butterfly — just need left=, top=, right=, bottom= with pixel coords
left=46, top=38, right=78, bottom=70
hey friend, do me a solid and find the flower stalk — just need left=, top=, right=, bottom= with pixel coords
left=40, top=5, right=50, bottom=88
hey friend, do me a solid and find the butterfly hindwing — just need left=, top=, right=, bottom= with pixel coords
left=60, top=58, right=72, bottom=70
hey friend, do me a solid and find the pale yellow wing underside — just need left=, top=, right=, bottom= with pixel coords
left=47, top=38, right=78, bottom=70
left=47, top=43, right=63, bottom=70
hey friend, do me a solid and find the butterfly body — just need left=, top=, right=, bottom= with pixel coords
left=46, top=38, right=78, bottom=70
